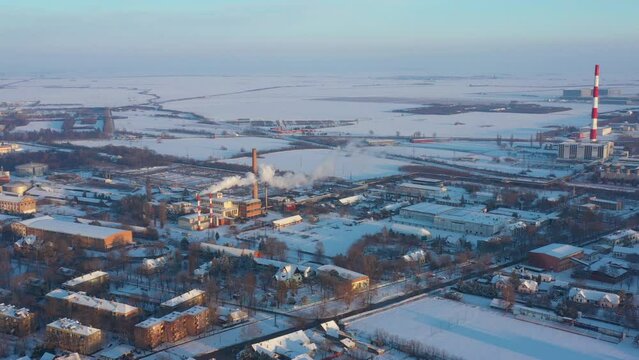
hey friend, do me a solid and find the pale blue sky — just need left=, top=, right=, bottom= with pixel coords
left=1, top=0, right=638, bottom=76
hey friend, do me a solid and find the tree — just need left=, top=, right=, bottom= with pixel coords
left=158, top=201, right=168, bottom=228
left=314, top=242, right=325, bottom=262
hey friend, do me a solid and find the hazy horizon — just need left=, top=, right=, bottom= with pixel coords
left=1, top=0, right=638, bottom=77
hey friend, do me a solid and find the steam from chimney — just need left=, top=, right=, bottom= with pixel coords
left=206, top=173, right=257, bottom=194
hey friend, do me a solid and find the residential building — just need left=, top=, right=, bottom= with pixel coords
left=160, top=289, right=206, bottom=313
left=0, top=194, right=36, bottom=214
left=517, top=280, right=539, bottom=294
left=46, top=289, right=140, bottom=332
left=62, top=271, right=109, bottom=294
left=528, top=243, right=584, bottom=271
left=568, top=288, right=620, bottom=308
left=218, top=307, right=248, bottom=327
left=603, top=229, right=639, bottom=245
left=13, top=216, right=133, bottom=251
left=0, top=304, right=36, bottom=336
left=252, top=330, right=317, bottom=359
left=134, top=306, right=210, bottom=349
left=46, top=318, right=103, bottom=355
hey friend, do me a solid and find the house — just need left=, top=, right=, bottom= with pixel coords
left=317, top=265, right=369, bottom=291
left=252, top=330, right=317, bottom=359
left=491, top=274, right=510, bottom=289
left=218, top=307, right=248, bottom=327
left=517, top=280, right=538, bottom=294
left=568, top=287, right=620, bottom=308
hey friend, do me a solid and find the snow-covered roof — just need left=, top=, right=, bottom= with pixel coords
left=320, top=320, right=340, bottom=338
left=569, top=287, right=620, bottom=306
left=397, top=182, right=446, bottom=192
left=0, top=303, right=31, bottom=318
left=0, top=193, right=33, bottom=203
left=519, top=280, right=538, bottom=291
left=491, top=274, right=510, bottom=284
left=401, top=202, right=455, bottom=215
left=200, top=242, right=257, bottom=257
left=161, top=289, right=205, bottom=308
left=63, top=271, right=108, bottom=288
left=46, top=289, right=139, bottom=316
left=338, top=195, right=363, bottom=205
left=317, top=265, right=368, bottom=281
left=47, top=318, right=100, bottom=336
left=135, top=317, right=163, bottom=329
left=602, top=229, right=639, bottom=242
left=252, top=330, right=317, bottom=359
left=21, top=216, right=130, bottom=240
left=613, top=246, right=639, bottom=256
left=273, top=215, right=303, bottom=227
left=529, top=243, right=583, bottom=259
left=403, top=249, right=427, bottom=262
left=391, top=223, right=431, bottom=238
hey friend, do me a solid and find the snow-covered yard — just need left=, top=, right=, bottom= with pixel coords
left=345, top=296, right=637, bottom=360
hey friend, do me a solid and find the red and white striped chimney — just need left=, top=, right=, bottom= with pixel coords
left=209, top=192, right=214, bottom=227
left=590, top=64, right=600, bottom=142
left=196, top=193, right=202, bottom=230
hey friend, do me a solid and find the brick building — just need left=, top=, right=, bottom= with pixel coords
left=0, top=303, right=36, bottom=336
left=0, top=194, right=36, bottom=214
left=46, top=318, right=103, bottom=355
left=134, top=306, right=209, bottom=349
left=159, top=289, right=206, bottom=314
left=238, top=199, right=263, bottom=219
left=62, top=271, right=110, bottom=294
left=46, top=289, right=140, bottom=332
left=528, top=243, right=584, bottom=271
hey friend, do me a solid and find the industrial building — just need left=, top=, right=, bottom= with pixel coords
left=528, top=243, right=584, bottom=271
left=46, top=318, right=104, bottom=355
left=159, top=289, right=206, bottom=313
left=0, top=194, right=36, bottom=214
left=62, top=271, right=109, bottom=294
left=15, top=162, right=48, bottom=177
left=558, top=141, right=614, bottom=161
left=0, top=303, right=36, bottom=336
left=387, top=182, right=447, bottom=200
left=133, top=306, right=209, bottom=349
left=272, top=215, right=303, bottom=229
left=46, top=289, right=141, bottom=332
left=13, top=216, right=133, bottom=251
left=2, top=182, right=29, bottom=196
left=598, top=163, right=639, bottom=183
left=562, top=88, right=621, bottom=98
left=200, top=242, right=259, bottom=258
left=398, top=203, right=510, bottom=236
left=238, top=198, right=263, bottom=218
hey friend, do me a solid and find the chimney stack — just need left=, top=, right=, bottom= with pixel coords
left=196, top=193, right=202, bottom=230
left=590, top=64, right=600, bottom=142
left=251, top=148, right=259, bottom=199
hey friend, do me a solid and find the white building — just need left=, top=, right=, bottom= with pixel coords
left=603, top=229, right=639, bottom=245
left=568, top=287, right=620, bottom=308
left=558, top=141, right=614, bottom=161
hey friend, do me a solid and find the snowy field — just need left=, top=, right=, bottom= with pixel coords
left=241, top=214, right=389, bottom=257
left=2, top=75, right=637, bottom=138
left=223, top=148, right=411, bottom=180
left=346, top=296, right=637, bottom=360
left=68, top=136, right=293, bottom=161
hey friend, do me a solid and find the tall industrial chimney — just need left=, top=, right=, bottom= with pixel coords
left=590, top=64, right=600, bottom=142
left=196, top=193, right=202, bottom=230
left=251, top=148, right=259, bottom=199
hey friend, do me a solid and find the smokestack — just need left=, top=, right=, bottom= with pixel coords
left=264, top=185, right=268, bottom=213
left=196, top=193, right=202, bottom=230
left=209, top=193, right=213, bottom=227
left=590, top=64, right=600, bottom=142
left=252, top=148, right=259, bottom=199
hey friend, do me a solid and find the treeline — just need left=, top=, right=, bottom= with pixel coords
left=1, top=128, right=105, bottom=142
left=0, top=145, right=173, bottom=171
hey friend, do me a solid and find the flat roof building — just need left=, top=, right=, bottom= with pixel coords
left=528, top=243, right=584, bottom=271
left=13, top=216, right=133, bottom=251
left=558, top=141, right=614, bottom=161
left=160, top=289, right=206, bottom=313
left=62, top=271, right=109, bottom=294
left=134, top=306, right=209, bottom=349
left=46, top=318, right=103, bottom=355
left=317, top=265, right=369, bottom=291
left=0, top=194, right=36, bottom=214
left=0, top=303, right=36, bottom=337
left=15, top=162, right=48, bottom=177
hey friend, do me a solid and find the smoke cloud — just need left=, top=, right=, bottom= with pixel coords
left=206, top=172, right=256, bottom=194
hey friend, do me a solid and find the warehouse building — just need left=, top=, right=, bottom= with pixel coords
left=13, top=216, right=133, bottom=251
left=0, top=303, right=36, bottom=336
left=317, top=265, right=369, bottom=291
left=398, top=203, right=510, bottom=236
left=528, top=243, right=584, bottom=271
left=0, top=194, right=36, bottom=214
left=272, top=215, right=303, bottom=229
left=46, top=318, right=103, bottom=355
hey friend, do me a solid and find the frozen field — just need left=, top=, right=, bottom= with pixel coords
left=69, top=136, right=293, bottom=160
left=224, top=148, right=411, bottom=180
left=2, top=75, right=636, bottom=138
left=346, top=297, right=637, bottom=360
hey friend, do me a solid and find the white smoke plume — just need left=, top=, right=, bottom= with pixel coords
left=205, top=172, right=256, bottom=194
left=259, top=164, right=310, bottom=189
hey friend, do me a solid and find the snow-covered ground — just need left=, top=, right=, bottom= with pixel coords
left=68, top=136, right=294, bottom=161
left=2, top=75, right=636, bottom=138
left=223, top=148, right=411, bottom=180
left=345, top=296, right=637, bottom=360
